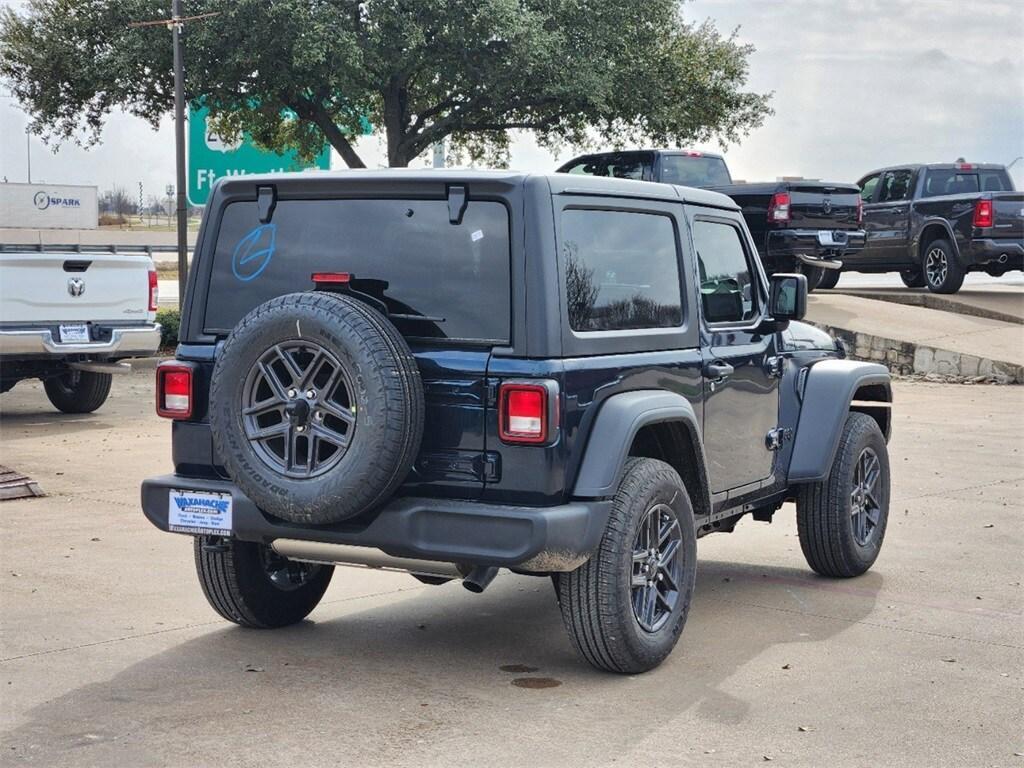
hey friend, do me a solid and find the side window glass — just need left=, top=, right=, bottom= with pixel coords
left=560, top=209, right=682, bottom=332
left=879, top=170, right=912, bottom=202
left=859, top=175, right=880, bottom=202
left=692, top=220, right=758, bottom=324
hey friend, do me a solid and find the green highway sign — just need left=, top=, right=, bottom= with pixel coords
left=187, top=105, right=332, bottom=206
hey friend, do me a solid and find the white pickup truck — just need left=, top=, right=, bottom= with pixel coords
left=0, top=250, right=162, bottom=413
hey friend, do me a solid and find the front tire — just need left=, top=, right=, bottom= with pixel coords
left=194, top=537, right=334, bottom=628
left=43, top=370, right=112, bottom=413
left=899, top=268, right=927, bottom=288
left=797, top=413, right=890, bottom=578
left=922, top=239, right=964, bottom=294
left=557, top=458, right=697, bottom=674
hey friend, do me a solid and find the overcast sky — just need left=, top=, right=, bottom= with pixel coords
left=2, top=0, right=1022, bottom=199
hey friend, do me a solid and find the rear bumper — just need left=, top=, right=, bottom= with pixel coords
left=0, top=323, right=161, bottom=359
left=965, top=238, right=1024, bottom=268
left=766, top=229, right=866, bottom=268
left=141, top=474, right=612, bottom=573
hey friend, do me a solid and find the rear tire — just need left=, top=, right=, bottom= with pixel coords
left=899, top=268, right=927, bottom=288
left=816, top=269, right=841, bottom=290
left=922, top=239, right=964, bottom=294
left=801, top=266, right=824, bottom=293
left=43, top=370, right=112, bottom=413
left=797, top=413, right=890, bottom=578
left=194, top=537, right=333, bottom=628
left=557, top=458, right=696, bottom=674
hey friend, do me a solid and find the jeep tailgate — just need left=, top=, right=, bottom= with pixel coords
left=0, top=252, right=155, bottom=324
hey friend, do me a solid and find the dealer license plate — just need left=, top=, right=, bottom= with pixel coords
left=59, top=323, right=90, bottom=343
left=168, top=489, right=233, bottom=535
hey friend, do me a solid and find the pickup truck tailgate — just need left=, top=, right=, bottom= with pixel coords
left=789, top=184, right=861, bottom=229
left=0, top=253, right=155, bottom=324
left=991, top=193, right=1024, bottom=236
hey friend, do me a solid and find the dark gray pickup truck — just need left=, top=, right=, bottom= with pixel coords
left=834, top=162, right=1024, bottom=293
left=557, top=149, right=866, bottom=290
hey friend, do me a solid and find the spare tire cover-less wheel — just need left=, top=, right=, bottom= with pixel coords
left=210, top=292, right=424, bottom=525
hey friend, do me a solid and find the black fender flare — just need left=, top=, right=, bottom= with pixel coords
left=572, top=390, right=711, bottom=515
left=913, top=217, right=962, bottom=264
left=788, top=360, right=891, bottom=482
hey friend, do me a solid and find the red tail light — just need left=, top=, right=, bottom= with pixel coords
left=156, top=362, right=195, bottom=419
left=498, top=383, right=554, bottom=444
left=768, top=192, right=791, bottom=223
left=148, top=269, right=159, bottom=311
left=973, top=199, right=994, bottom=228
left=856, top=197, right=863, bottom=225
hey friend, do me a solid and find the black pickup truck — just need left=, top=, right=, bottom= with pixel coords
left=557, top=149, right=866, bottom=290
left=825, top=162, right=1024, bottom=293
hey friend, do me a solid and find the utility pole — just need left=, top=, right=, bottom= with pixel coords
left=130, top=6, right=218, bottom=310
left=171, top=0, right=187, bottom=310
left=26, top=128, right=31, bottom=183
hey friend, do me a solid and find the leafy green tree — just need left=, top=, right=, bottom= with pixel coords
left=1, top=0, right=771, bottom=168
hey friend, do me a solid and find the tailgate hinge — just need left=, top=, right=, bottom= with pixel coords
left=766, top=355, right=785, bottom=378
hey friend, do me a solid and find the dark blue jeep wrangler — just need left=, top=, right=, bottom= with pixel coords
left=142, top=170, right=893, bottom=673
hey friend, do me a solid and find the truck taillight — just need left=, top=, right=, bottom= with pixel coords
left=768, top=192, right=791, bottom=223
left=857, top=197, right=863, bottom=225
left=148, top=269, right=159, bottom=311
left=973, top=199, right=994, bottom=228
left=498, top=382, right=556, bottom=444
left=156, top=362, right=194, bottom=419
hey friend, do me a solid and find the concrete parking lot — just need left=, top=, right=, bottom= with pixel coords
left=1, top=374, right=1022, bottom=767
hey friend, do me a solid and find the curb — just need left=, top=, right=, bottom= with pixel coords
left=833, top=289, right=1024, bottom=326
left=809, top=322, right=1023, bottom=384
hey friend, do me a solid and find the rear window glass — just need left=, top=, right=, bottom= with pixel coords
left=560, top=209, right=682, bottom=332
left=660, top=155, right=732, bottom=187
left=921, top=169, right=1012, bottom=197
left=203, top=198, right=510, bottom=342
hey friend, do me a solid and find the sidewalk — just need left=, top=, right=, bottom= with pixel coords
left=833, top=286, right=1024, bottom=325
left=807, top=292, right=1024, bottom=382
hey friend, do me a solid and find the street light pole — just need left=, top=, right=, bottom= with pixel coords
left=26, top=128, right=31, bottom=183
left=171, top=0, right=188, bottom=311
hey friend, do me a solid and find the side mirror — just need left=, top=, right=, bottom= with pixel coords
left=768, top=273, right=807, bottom=324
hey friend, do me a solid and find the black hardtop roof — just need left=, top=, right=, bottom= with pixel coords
left=211, top=168, right=738, bottom=211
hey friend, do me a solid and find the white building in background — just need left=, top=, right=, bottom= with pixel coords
left=0, top=182, right=98, bottom=229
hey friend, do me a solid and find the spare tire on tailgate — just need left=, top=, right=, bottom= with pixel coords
left=210, top=292, right=424, bottom=524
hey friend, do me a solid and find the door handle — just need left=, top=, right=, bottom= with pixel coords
left=704, top=361, right=734, bottom=380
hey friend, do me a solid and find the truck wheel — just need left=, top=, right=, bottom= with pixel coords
left=209, top=292, right=424, bottom=525
left=816, top=269, right=841, bottom=290
left=43, top=370, right=112, bottom=413
left=194, top=536, right=333, bottom=628
left=899, top=268, right=926, bottom=288
left=797, top=412, right=890, bottom=578
left=922, top=239, right=964, bottom=294
left=801, top=266, right=824, bottom=293
left=556, top=458, right=696, bottom=674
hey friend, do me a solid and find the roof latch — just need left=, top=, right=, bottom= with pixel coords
left=257, top=186, right=277, bottom=223
left=447, top=184, right=468, bottom=225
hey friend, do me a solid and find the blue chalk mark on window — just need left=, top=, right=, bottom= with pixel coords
left=231, top=224, right=277, bottom=282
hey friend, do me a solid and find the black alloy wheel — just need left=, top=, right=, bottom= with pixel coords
left=631, top=503, right=685, bottom=633
left=241, top=341, right=356, bottom=479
